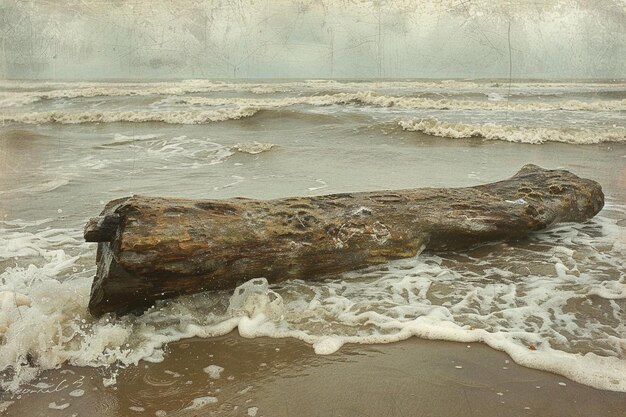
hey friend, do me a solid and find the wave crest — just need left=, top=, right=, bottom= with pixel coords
left=2, top=107, right=258, bottom=125
left=399, top=117, right=626, bottom=144
left=167, top=93, right=626, bottom=112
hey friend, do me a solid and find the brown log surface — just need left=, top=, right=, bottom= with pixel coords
left=86, top=164, right=604, bottom=317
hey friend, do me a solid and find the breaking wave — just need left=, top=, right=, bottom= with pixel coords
left=400, top=117, right=626, bottom=144
left=0, top=80, right=293, bottom=107
left=168, top=93, right=626, bottom=112
left=1, top=107, right=259, bottom=125
left=3, top=93, right=624, bottom=127
left=1, top=80, right=625, bottom=108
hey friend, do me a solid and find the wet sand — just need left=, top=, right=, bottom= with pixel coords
left=3, top=334, right=625, bottom=417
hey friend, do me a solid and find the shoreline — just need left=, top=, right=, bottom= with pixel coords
left=2, top=334, right=625, bottom=417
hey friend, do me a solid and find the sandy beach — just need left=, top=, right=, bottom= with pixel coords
left=3, top=334, right=626, bottom=417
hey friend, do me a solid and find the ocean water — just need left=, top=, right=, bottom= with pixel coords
left=0, top=79, right=625, bottom=393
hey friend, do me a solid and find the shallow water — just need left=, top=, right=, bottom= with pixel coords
left=0, top=79, right=625, bottom=396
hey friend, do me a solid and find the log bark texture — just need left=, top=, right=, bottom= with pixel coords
left=85, top=164, right=604, bottom=317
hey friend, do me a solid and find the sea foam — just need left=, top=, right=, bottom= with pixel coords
left=163, top=93, right=626, bottom=112
left=2, top=107, right=258, bottom=125
left=400, top=117, right=626, bottom=144
left=0, top=207, right=624, bottom=393
left=1, top=80, right=624, bottom=115
left=0, top=80, right=293, bottom=107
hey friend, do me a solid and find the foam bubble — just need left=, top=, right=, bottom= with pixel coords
left=232, top=142, right=276, bottom=154
left=227, top=278, right=285, bottom=321
left=48, top=402, right=70, bottom=410
left=312, top=337, right=345, bottom=355
left=203, top=365, right=224, bottom=379
left=184, top=396, right=218, bottom=410
left=69, top=389, right=85, bottom=397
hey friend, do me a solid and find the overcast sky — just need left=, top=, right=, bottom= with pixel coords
left=1, top=0, right=625, bottom=80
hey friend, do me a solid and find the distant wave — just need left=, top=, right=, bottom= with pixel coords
left=0, top=95, right=42, bottom=107
left=2, top=107, right=259, bottom=124
left=400, top=117, right=626, bottom=144
left=0, top=81, right=292, bottom=107
left=1, top=106, right=370, bottom=125
left=3, top=100, right=624, bottom=128
left=169, top=93, right=626, bottom=112
left=1, top=79, right=625, bottom=107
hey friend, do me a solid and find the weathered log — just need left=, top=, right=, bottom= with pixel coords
left=85, top=164, right=604, bottom=317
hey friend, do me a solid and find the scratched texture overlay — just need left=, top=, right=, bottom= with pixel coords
left=1, top=0, right=625, bottom=79
left=0, top=1, right=625, bottom=416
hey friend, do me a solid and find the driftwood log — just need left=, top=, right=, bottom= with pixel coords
left=85, top=164, right=604, bottom=317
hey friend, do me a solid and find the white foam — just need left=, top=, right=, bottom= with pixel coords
left=308, top=179, right=328, bottom=191
left=184, top=396, right=218, bottom=410
left=400, top=117, right=626, bottom=144
left=2, top=107, right=259, bottom=125
left=203, top=365, right=224, bottom=379
left=0, top=207, right=624, bottom=394
left=0, top=291, right=32, bottom=310
left=588, top=282, right=626, bottom=300
left=0, top=291, right=32, bottom=336
left=1, top=80, right=624, bottom=103
left=48, top=402, right=70, bottom=410
left=3, top=79, right=625, bottom=126
left=134, top=136, right=235, bottom=169
left=0, top=80, right=294, bottom=107
left=162, top=93, right=626, bottom=112
left=0, top=226, right=83, bottom=260
left=227, top=278, right=285, bottom=321
left=313, top=337, right=345, bottom=355
left=0, top=402, right=14, bottom=413
left=0, top=93, right=41, bottom=107
left=487, top=92, right=507, bottom=101
left=232, top=142, right=276, bottom=154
